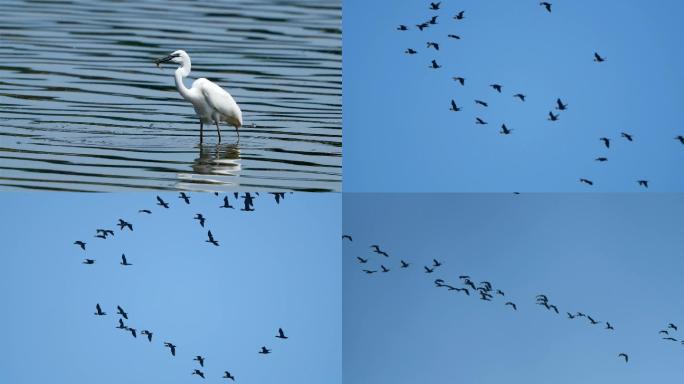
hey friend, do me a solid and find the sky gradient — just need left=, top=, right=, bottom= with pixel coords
left=0, top=192, right=341, bottom=384
left=343, top=0, right=684, bottom=192
left=343, top=193, right=684, bottom=383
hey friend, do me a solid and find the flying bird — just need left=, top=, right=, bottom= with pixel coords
left=117, top=318, right=126, bottom=329
left=668, top=323, right=678, bottom=331
left=500, top=124, right=512, bottom=135
left=637, top=180, right=649, bottom=188
left=606, top=322, right=614, bottom=330
left=513, top=94, right=526, bottom=101
left=447, top=34, right=461, bottom=40
left=567, top=312, right=576, bottom=319
left=82, top=259, right=95, bottom=264
left=356, top=257, right=368, bottom=264
left=74, top=241, right=86, bottom=250
left=194, top=213, right=206, bottom=227
left=381, top=265, right=390, bottom=273
left=154, top=50, right=242, bottom=142
left=194, top=356, right=205, bottom=367
left=428, top=16, right=438, bottom=25
left=276, top=328, right=288, bottom=339
left=453, top=77, right=465, bottom=86
left=600, top=137, right=611, bottom=148
left=429, top=2, right=440, bottom=10
left=548, top=111, right=559, bottom=121
left=430, top=60, right=441, bottom=69
left=540, top=2, right=552, bottom=12
left=397, top=25, right=409, bottom=31
left=206, top=230, right=219, bottom=246
left=94, top=303, right=106, bottom=316
left=475, top=118, right=487, bottom=125
left=621, top=132, right=633, bottom=141
left=138, top=209, right=151, bottom=214
left=362, top=269, right=377, bottom=274
left=595, top=157, right=608, bottom=162
left=179, top=192, right=191, bottom=204
left=424, top=266, right=434, bottom=273
left=663, top=337, right=678, bottom=342
left=490, top=84, right=502, bottom=93
left=223, top=371, right=235, bottom=381
left=588, top=316, right=600, bottom=325
left=426, top=42, right=439, bottom=50
left=432, top=259, right=442, bottom=267
left=141, top=330, right=153, bottom=342
left=555, top=98, right=568, bottom=111
left=475, top=100, right=488, bottom=107
left=192, top=369, right=205, bottom=379
left=450, top=100, right=461, bottom=112
left=505, top=302, right=517, bottom=310
left=594, top=52, right=606, bottom=62
left=120, top=254, right=132, bottom=266
left=400, top=260, right=410, bottom=268
left=454, top=11, right=465, bottom=20
left=220, top=196, right=234, bottom=209
left=118, top=219, right=133, bottom=231
left=618, top=353, right=628, bottom=363
left=342, top=235, right=353, bottom=241
left=156, top=196, right=169, bottom=208
left=164, top=342, right=177, bottom=356
left=417, top=23, right=429, bottom=31
left=127, top=327, right=137, bottom=338
left=676, top=135, right=684, bottom=145
left=116, top=305, right=128, bottom=319
left=405, top=48, right=417, bottom=54
left=259, top=346, right=271, bottom=354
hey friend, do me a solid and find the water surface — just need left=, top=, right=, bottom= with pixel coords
left=0, top=0, right=341, bottom=191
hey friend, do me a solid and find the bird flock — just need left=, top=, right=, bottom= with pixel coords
left=343, top=233, right=683, bottom=365
left=75, top=192, right=292, bottom=381
left=396, top=2, right=684, bottom=189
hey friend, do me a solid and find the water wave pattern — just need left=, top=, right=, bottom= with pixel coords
left=0, top=0, right=341, bottom=191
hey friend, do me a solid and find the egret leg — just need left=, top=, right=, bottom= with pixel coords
left=199, top=121, right=204, bottom=144
left=234, top=125, right=240, bottom=141
left=215, top=121, right=222, bottom=143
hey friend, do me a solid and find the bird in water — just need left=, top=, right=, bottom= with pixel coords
left=155, top=50, right=243, bottom=143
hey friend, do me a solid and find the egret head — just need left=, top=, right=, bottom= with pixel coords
left=154, top=50, right=190, bottom=67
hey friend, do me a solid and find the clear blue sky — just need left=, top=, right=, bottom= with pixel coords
left=343, top=193, right=684, bottom=383
left=343, top=0, right=684, bottom=192
left=0, top=192, right=340, bottom=384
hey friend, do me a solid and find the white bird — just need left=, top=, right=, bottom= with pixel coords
left=155, top=50, right=243, bottom=143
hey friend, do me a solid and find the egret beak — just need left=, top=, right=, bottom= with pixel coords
left=154, top=54, right=177, bottom=67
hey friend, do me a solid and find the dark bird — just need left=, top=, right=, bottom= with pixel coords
left=94, top=303, right=106, bottom=316
left=430, top=60, right=441, bottom=69
left=536, top=294, right=548, bottom=302
left=141, top=330, right=153, bottom=342
left=637, top=180, right=649, bottom=188
left=454, top=11, right=465, bottom=20
left=417, top=23, right=429, bottom=31
left=356, top=257, right=368, bottom=264
left=621, top=132, right=633, bottom=141
left=223, top=371, right=235, bottom=381
left=220, top=196, right=234, bottom=209
left=397, top=25, right=409, bottom=31
left=271, top=192, right=285, bottom=204
left=600, top=138, right=611, bottom=148
left=459, top=275, right=471, bottom=280
left=206, top=230, right=219, bottom=246
left=96, top=229, right=115, bottom=238
left=179, top=192, right=191, bottom=204
left=429, top=2, right=440, bottom=10
left=500, top=124, right=512, bottom=135
left=127, top=327, right=137, bottom=338
left=659, top=330, right=669, bottom=335
left=120, top=254, right=132, bottom=266
left=456, top=288, right=470, bottom=295
left=490, top=84, right=502, bottom=93
left=676, top=135, right=684, bottom=145
left=381, top=265, right=390, bottom=273
left=117, top=318, right=126, bottom=329
left=74, top=241, right=86, bottom=250
left=549, top=305, right=559, bottom=314
left=567, top=312, right=576, bottom=319
left=164, top=342, right=177, bottom=356
left=594, top=52, right=606, bottom=62
left=447, top=34, right=461, bottom=40
left=464, top=279, right=477, bottom=291
left=434, top=279, right=445, bottom=287
left=576, top=312, right=586, bottom=317
left=342, top=235, right=353, bottom=241
left=118, top=219, right=133, bottom=231
left=405, top=48, right=417, bottom=54
left=496, top=290, right=505, bottom=296
left=663, top=337, right=678, bottom=342
left=668, top=323, right=678, bottom=331
left=595, top=157, right=608, bottom=162
left=548, top=111, right=559, bottom=121
left=424, top=266, right=434, bottom=273
left=606, top=322, right=614, bottom=330
left=618, top=353, right=628, bottom=363
left=82, top=259, right=95, bottom=264
left=362, top=269, right=377, bottom=274
left=453, top=77, right=465, bottom=86
left=580, top=178, right=594, bottom=186
left=194, top=356, right=205, bottom=367
left=432, top=259, right=442, bottom=267
left=588, top=316, right=600, bottom=325
left=480, top=291, right=492, bottom=301
left=156, top=195, right=169, bottom=208
left=505, top=302, right=517, bottom=310
left=276, top=328, right=288, bottom=339
left=259, top=346, right=271, bottom=355
left=192, top=369, right=205, bottom=379
left=428, top=16, right=438, bottom=25
left=139, top=209, right=152, bottom=214
left=475, top=100, right=488, bottom=107
left=400, top=260, right=410, bottom=268
left=194, top=213, right=206, bottom=227
left=427, top=42, right=439, bottom=50
left=555, top=98, right=568, bottom=111
left=370, top=245, right=389, bottom=257
left=475, top=117, right=487, bottom=125
left=540, top=2, right=552, bottom=12
left=450, top=100, right=461, bottom=112
left=513, top=94, right=526, bottom=101
left=95, top=233, right=106, bottom=239
left=116, top=305, right=128, bottom=319
left=241, top=193, right=255, bottom=211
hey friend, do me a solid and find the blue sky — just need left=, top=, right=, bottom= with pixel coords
left=343, top=193, right=684, bottom=383
left=343, top=0, right=684, bottom=192
left=0, top=192, right=340, bottom=384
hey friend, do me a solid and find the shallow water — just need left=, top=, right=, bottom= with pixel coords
left=0, top=0, right=341, bottom=191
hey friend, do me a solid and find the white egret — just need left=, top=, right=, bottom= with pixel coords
left=155, top=50, right=243, bottom=143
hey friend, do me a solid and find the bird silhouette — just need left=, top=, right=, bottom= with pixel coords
left=426, top=42, right=439, bottom=51
left=120, top=254, right=132, bottom=266
left=428, top=16, right=438, bottom=25
left=618, top=353, right=628, bottom=363
left=117, top=318, right=126, bottom=329
left=567, top=312, right=576, bottom=319
left=192, top=369, right=205, bottom=379
left=356, top=257, right=368, bottom=264
left=342, top=235, right=353, bottom=241
left=156, top=196, right=169, bottom=208
left=381, top=265, right=390, bottom=273
left=453, top=77, right=465, bottom=86
left=400, top=260, right=410, bottom=268
left=429, top=2, right=440, bottom=10
left=223, top=371, right=235, bottom=381
left=271, top=192, right=285, bottom=204
left=490, top=84, right=502, bottom=93
left=447, top=34, right=461, bottom=39
left=555, top=98, right=568, bottom=111
left=594, top=52, right=606, bottom=62
left=116, top=305, right=128, bottom=319
left=676, top=135, right=684, bottom=145
left=259, top=346, right=271, bottom=354
left=220, top=196, right=234, bottom=209
left=475, top=100, right=488, bottom=107
left=600, top=137, right=611, bottom=148
left=362, top=269, right=377, bottom=274
left=659, top=330, right=669, bottom=335
left=138, top=209, right=151, bottom=214
left=94, top=303, right=106, bottom=316
left=164, top=342, right=177, bottom=356
left=450, top=100, right=461, bottom=112
left=432, top=259, right=442, bottom=267
left=475, top=117, right=488, bottom=125
left=241, top=193, right=255, bottom=211
left=456, top=288, right=470, bottom=295
left=194, top=214, right=206, bottom=227
left=637, top=180, right=649, bottom=188
left=588, top=316, right=600, bottom=325
left=505, top=302, right=517, bottom=310
left=668, top=323, right=678, bottom=331
left=540, top=2, right=552, bottom=12
left=141, top=330, right=153, bottom=342
left=595, top=157, right=608, bottom=162
left=276, top=328, right=288, bottom=339
left=397, top=25, right=409, bottom=31
left=496, top=290, right=505, bottom=296
left=74, top=241, right=86, bottom=250
left=500, top=124, right=512, bottom=135
left=417, top=23, right=429, bottom=31
left=206, top=230, right=219, bottom=246
left=82, top=259, right=95, bottom=264
left=606, top=322, right=614, bottom=330
left=454, top=11, right=465, bottom=20
left=430, top=60, right=441, bottom=69
left=548, top=111, right=559, bottom=121
left=663, top=337, right=678, bottom=342
left=424, top=266, right=434, bottom=273
left=194, top=355, right=205, bottom=367
left=96, top=229, right=115, bottom=238
left=513, top=94, right=526, bottom=101
left=117, top=219, right=133, bottom=231
left=405, top=48, right=417, bottom=54
left=621, top=132, right=634, bottom=141
left=127, top=327, right=137, bottom=338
